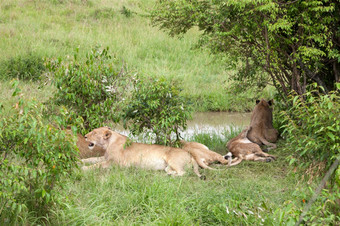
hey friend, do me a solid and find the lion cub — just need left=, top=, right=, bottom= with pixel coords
left=82, top=127, right=203, bottom=178
left=226, top=126, right=276, bottom=166
left=180, top=141, right=231, bottom=169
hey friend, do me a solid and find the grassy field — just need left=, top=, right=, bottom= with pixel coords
left=0, top=0, right=275, bottom=112
left=18, top=136, right=308, bottom=225
left=1, top=0, right=333, bottom=225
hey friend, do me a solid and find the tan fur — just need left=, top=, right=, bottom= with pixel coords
left=226, top=127, right=276, bottom=166
left=81, top=127, right=202, bottom=178
left=247, top=99, right=279, bottom=149
left=180, top=141, right=229, bottom=170
left=76, top=133, right=106, bottom=158
left=65, top=129, right=106, bottom=159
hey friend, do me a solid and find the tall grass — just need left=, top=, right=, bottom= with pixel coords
left=186, top=127, right=241, bottom=154
left=0, top=0, right=269, bottom=111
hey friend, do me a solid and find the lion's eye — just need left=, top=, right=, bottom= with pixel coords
left=89, top=143, right=94, bottom=147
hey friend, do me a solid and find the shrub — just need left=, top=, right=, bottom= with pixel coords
left=123, top=76, right=192, bottom=146
left=120, top=6, right=133, bottom=18
left=0, top=52, right=46, bottom=81
left=0, top=81, right=79, bottom=224
left=276, top=83, right=339, bottom=168
left=273, top=83, right=340, bottom=224
left=48, top=47, right=131, bottom=133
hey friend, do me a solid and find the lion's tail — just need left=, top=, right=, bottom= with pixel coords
left=191, top=157, right=204, bottom=179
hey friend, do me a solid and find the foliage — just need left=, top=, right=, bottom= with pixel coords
left=277, top=83, right=339, bottom=168
left=151, top=0, right=340, bottom=97
left=0, top=81, right=79, bottom=224
left=304, top=183, right=340, bottom=225
left=0, top=52, right=46, bottom=81
left=272, top=83, right=340, bottom=225
left=0, top=0, right=252, bottom=112
left=48, top=47, right=131, bottom=133
left=123, top=76, right=192, bottom=146
left=120, top=6, right=133, bottom=18
left=262, top=183, right=340, bottom=225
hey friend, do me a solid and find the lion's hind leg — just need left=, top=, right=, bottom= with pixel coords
left=190, top=157, right=203, bottom=178
left=229, top=157, right=243, bottom=166
left=196, top=157, right=215, bottom=170
left=165, top=166, right=177, bottom=175
left=259, top=136, right=277, bottom=150
left=245, top=154, right=270, bottom=162
left=254, top=152, right=277, bottom=161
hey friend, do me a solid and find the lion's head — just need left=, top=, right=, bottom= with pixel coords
left=85, top=127, right=112, bottom=150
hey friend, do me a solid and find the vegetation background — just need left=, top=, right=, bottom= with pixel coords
left=0, top=0, right=275, bottom=112
left=0, top=0, right=339, bottom=225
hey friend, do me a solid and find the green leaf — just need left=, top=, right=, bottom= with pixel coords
left=326, top=132, right=335, bottom=141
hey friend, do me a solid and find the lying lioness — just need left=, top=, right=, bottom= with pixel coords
left=82, top=127, right=203, bottom=178
left=180, top=141, right=231, bottom=169
left=226, top=126, right=276, bottom=166
left=76, top=133, right=106, bottom=158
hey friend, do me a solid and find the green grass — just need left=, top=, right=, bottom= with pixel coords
left=188, top=127, right=241, bottom=154
left=0, top=0, right=273, bottom=112
left=45, top=140, right=308, bottom=225
left=0, top=80, right=53, bottom=117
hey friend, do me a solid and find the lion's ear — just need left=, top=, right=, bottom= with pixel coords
left=104, top=130, right=112, bottom=140
left=256, top=99, right=260, bottom=104
left=268, top=99, right=273, bottom=106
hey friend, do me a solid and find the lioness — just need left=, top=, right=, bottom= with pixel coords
left=247, top=99, right=279, bottom=150
left=180, top=141, right=231, bottom=169
left=82, top=127, right=203, bottom=178
left=76, top=133, right=106, bottom=158
left=64, top=128, right=106, bottom=159
left=226, top=126, right=276, bottom=166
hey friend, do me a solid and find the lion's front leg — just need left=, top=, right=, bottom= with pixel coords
left=81, top=156, right=106, bottom=165
left=82, top=160, right=112, bottom=170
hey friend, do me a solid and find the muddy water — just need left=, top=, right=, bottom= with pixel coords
left=116, top=112, right=251, bottom=139
left=184, top=112, right=251, bottom=138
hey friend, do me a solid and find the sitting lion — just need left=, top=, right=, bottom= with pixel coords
left=180, top=140, right=231, bottom=169
left=81, top=127, right=203, bottom=178
left=226, top=126, right=276, bottom=166
left=247, top=99, right=279, bottom=150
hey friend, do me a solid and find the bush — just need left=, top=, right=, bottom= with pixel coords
left=48, top=47, right=131, bottom=133
left=273, top=83, right=340, bottom=224
left=123, top=76, right=192, bottom=146
left=0, top=81, right=79, bottom=224
left=0, top=52, right=46, bottom=81
left=276, top=83, right=339, bottom=168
